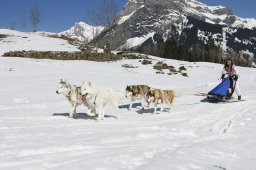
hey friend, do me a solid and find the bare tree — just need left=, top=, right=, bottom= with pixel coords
left=10, top=21, right=16, bottom=30
left=101, top=0, right=118, bottom=26
left=87, top=8, right=101, bottom=38
left=19, top=12, right=27, bottom=31
left=86, top=0, right=118, bottom=51
left=29, top=6, right=40, bottom=32
left=86, top=8, right=103, bottom=52
left=87, top=0, right=118, bottom=25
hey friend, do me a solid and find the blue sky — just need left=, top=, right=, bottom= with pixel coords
left=0, top=0, right=255, bottom=33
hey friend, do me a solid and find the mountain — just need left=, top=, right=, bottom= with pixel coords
left=60, top=22, right=104, bottom=42
left=94, top=0, right=256, bottom=63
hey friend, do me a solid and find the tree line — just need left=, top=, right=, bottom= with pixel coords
left=139, top=37, right=254, bottom=67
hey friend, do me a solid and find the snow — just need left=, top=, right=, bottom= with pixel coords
left=211, top=33, right=222, bottom=46
left=205, top=18, right=216, bottom=24
left=204, top=13, right=228, bottom=21
left=184, top=0, right=256, bottom=29
left=128, top=0, right=138, bottom=3
left=222, top=28, right=227, bottom=58
left=118, top=5, right=145, bottom=25
left=242, top=39, right=253, bottom=45
left=118, top=11, right=136, bottom=25
left=121, top=32, right=155, bottom=49
left=0, top=29, right=79, bottom=55
left=0, top=54, right=256, bottom=170
left=181, top=1, right=229, bottom=27
left=60, top=22, right=104, bottom=42
left=197, top=30, right=209, bottom=44
left=232, top=17, right=256, bottom=29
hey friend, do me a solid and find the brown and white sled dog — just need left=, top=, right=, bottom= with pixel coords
left=80, top=81, right=121, bottom=121
left=56, top=79, right=96, bottom=118
left=125, top=85, right=151, bottom=110
left=146, top=89, right=180, bottom=114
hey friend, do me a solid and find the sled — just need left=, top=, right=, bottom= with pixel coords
left=207, top=77, right=238, bottom=103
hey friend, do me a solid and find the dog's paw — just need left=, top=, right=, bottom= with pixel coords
left=96, top=117, right=103, bottom=122
left=71, top=114, right=78, bottom=119
left=89, top=113, right=96, bottom=117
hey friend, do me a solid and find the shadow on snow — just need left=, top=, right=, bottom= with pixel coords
left=52, top=112, right=116, bottom=120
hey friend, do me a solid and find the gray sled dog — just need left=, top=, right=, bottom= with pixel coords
left=125, top=85, right=151, bottom=110
left=146, top=89, right=181, bottom=114
left=81, top=81, right=121, bottom=121
left=56, top=79, right=96, bottom=118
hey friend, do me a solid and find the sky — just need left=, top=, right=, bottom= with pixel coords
left=0, top=0, right=255, bottom=33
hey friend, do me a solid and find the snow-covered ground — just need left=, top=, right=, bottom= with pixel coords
left=121, top=32, right=156, bottom=49
left=0, top=29, right=79, bottom=56
left=0, top=55, right=256, bottom=170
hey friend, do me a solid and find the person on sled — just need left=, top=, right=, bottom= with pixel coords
left=221, top=58, right=242, bottom=100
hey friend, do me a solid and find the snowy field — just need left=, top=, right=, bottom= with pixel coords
left=0, top=29, right=79, bottom=56
left=0, top=55, right=256, bottom=170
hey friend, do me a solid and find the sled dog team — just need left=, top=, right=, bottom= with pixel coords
left=56, top=79, right=181, bottom=121
left=56, top=57, right=242, bottom=121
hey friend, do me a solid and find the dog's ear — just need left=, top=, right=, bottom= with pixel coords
left=60, top=79, right=63, bottom=83
left=88, top=81, right=92, bottom=87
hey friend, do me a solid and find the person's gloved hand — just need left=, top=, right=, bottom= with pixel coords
left=231, top=74, right=239, bottom=81
left=221, top=74, right=225, bottom=80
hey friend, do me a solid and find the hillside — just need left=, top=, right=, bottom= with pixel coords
left=0, top=29, right=80, bottom=56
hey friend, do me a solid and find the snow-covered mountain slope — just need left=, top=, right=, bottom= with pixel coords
left=95, top=0, right=256, bottom=61
left=117, top=0, right=256, bottom=29
left=60, top=22, right=104, bottom=42
left=0, top=55, right=256, bottom=170
left=0, top=29, right=80, bottom=56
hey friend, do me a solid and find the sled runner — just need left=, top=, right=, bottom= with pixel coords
left=222, top=99, right=246, bottom=103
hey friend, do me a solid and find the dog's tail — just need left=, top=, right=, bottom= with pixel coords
left=118, top=97, right=130, bottom=105
left=173, top=91, right=184, bottom=98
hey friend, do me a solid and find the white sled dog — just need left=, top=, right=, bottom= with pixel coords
left=146, top=89, right=182, bottom=114
left=125, top=85, right=151, bottom=110
left=81, top=81, right=121, bottom=121
left=56, top=79, right=96, bottom=118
